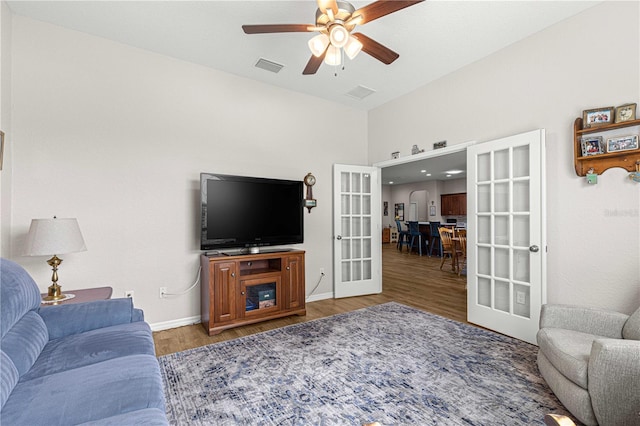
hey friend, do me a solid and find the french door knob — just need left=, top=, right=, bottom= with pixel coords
left=529, top=245, right=540, bottom=252
left=336, top=235, right=342, bottom=240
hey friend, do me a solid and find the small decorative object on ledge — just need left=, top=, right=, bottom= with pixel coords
left=630, top=161, right=640, bottom=182
left=614, top=103, right=636, bottom=123
left=434, top=140, right=447, bottom=149
left=303, top=172, right=316, bottom=213
left=411, top=144, right=424, bottom=155
left=391, top=151, right=399, bottom=159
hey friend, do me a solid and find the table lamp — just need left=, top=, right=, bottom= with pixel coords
left=24, top=217, right=87, bottom=301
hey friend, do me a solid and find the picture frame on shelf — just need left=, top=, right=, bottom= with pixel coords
left=581, top=136, right=604, bottom=156
left=614, top=103, right=637, bottom=123
left=582, top=106, right=615, bottom=128
left=606, top=134, right=639, bottom=153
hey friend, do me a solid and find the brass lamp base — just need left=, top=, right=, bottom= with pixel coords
left=42, top=255, right=66, bottom=301
left=42, top=283, right=65, bottom=301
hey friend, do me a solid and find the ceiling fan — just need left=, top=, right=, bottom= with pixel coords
left=242, top=0, right=424, bottom=75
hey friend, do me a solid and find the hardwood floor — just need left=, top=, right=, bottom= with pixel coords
left=153, top=243, right=467, bottom=356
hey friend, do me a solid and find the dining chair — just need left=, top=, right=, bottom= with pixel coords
left=457, top=235, right=467, bottom=276
left=395, top=220, right=410, bottom=252
left=407, top=221, right=428, bottom=256
left=428, top=221, right=441, bottom=256
left=438, top=227, right=461, bottom=271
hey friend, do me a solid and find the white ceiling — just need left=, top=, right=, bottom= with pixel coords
left=7, top=0, right=600, bottom=185
left=8, top=0, right=600, bottom=112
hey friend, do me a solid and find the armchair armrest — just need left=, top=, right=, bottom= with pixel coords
left=539, top=304, right=628, bottom=338
left=38, top=298, right=145, bottom=340
left=588, top=338, right=640, bottom=425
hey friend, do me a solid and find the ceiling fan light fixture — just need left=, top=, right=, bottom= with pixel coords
left=324, top=45, right=342, bottom=66
left=344, top=35, right=362, bottom=59
left=329, top=25, right=349, bottom=48
left=308, top=33, right=330, bottom=57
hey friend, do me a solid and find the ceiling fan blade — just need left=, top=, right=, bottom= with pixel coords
left=352, top=33, right=399, bottom=64
left=242, top=24, right=314, bottom=34
left=353, top=0, right=424, bottom=25
left=303, top=50, right=327, bottom=75
left=317, top=0, right=339, bottom=15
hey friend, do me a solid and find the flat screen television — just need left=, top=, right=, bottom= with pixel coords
left=200, top=173, right=304, bottom=253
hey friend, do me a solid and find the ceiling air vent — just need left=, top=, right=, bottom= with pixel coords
left=346, top=85, right=376, bottom=100
left=254, top=58, right=284, bottom=74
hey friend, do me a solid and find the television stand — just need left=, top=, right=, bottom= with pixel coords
left=200, top=250, right=306, bottom=335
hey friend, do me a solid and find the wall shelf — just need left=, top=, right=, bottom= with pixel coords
left=573, top=117, right=640, bottom=176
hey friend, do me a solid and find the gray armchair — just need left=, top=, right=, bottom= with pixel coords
left=537, top=304, right=640, bottom=426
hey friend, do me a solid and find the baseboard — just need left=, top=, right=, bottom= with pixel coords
left=150, top=315, right=201, bottom=332
left=306, top=291, right=333, bottom=303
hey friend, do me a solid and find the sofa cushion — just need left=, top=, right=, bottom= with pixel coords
left=537, top=327, right=600, bottom=389
left=0, top=259, right=42, bottom=339
left=21, top=321, right=155, bottom=381
left=2, top=311, right=48, bottom=377
left=2, top=354, right=165, bottom=425
left=622, top=307, right=640, bottom=340
left=0, top=351, right=19, bottom=410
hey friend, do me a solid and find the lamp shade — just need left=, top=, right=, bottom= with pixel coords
left=24, top=218, right=87, bottom=256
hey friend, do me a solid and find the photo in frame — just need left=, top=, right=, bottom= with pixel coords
left=429, top=205, right=436, bottom=216
left=394, top=203, right=404, bottom=221
left=614, top=103, right=637, bottom=123
left=606, top=134, right=638, bottom=153
left=582, top=106, right=615, bottom=128
left=581, top=136, right=604, bottom=156
left=383, top=201, right=388, bottom=216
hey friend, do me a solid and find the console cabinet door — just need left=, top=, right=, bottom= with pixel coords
left=284, top=254, right=305, bottom=310
left=213, top=261, right=237, bottom=323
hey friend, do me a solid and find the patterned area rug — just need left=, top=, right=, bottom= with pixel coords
left=159, top=302, right=574, bottom=425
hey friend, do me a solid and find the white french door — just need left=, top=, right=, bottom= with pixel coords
left=467, top=129, right=546, bottom=345
left=333, top=164, right=381, bottom=298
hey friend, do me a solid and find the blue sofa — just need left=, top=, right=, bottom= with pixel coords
left=0, top=258, right=168, bottom=425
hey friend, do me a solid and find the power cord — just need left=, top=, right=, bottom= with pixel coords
left=305, top=271, right=325, bottom=301
left=161, top=266, right=201, bottom=297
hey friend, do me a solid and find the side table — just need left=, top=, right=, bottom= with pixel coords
left=40, top=287, right=113, bottom=306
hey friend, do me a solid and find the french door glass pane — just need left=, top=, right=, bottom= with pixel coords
left=363, top=260, right=372, bottom=280
left=494, top=182, right=509, bottom=212
left=341, top=194, right=350, bottom=214
left=351, top=174, right=361, bottom=193
left=478, top=277, right=492, bottom=307
left=514, top=249, right=530, bottom=282
left=352, top=260, right=362, bottom=281
left=478, top=216, right=491, bottom=244
left=478, top=246, right=491, bottom=275
left=495, top=280, right=510, bottom=312
left=494, top=149, right=510, bottom=180
left=352, top=217, right=361, bottom=237
left=495, top=248, right=510, bottom=279
left=513, top=181, right=530, bottom=212
left=352, top=239, right=362, bottom=259
left=478, top=184, right=491, bottom=213
left=341, top=261, right=350, bottom=282
left=513, top=283, right=531, bottom=318
left=362, top=195, right=371, bottom=214
left=341, top=217, right=350, bottom=237
left=363, top=217, right=371, bottom=237
left=341, top=172, right=350, bottom=192
left=495, top=216, right=509, bottom=245
left=513, top=216, right=529, bottom=247
left=513, top=146, right=530, bottom=178
left=362, top=174, right=371, bottom=193
left=478, top=153, right=491, bottom=181
left=352, top=195, right=361, bottom=214
left=341, top=239, right=350, bottom=260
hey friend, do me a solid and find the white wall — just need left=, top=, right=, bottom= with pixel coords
left=9, top=16, right=368, bottom=324
left=0, top=2, right=12, bottom=257
left=370, top=1, right=640, bottom=314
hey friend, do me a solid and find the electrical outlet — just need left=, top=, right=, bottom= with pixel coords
left=159, top=287, right=167, bottom=298
left=516, top=291, right=526, bottom=305
left=320, top=267, right=325, bottom=275
left=125, top=290, right=134, bottom=300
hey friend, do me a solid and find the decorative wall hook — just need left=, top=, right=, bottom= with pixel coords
left=629, top=161, right=640, bottom=182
